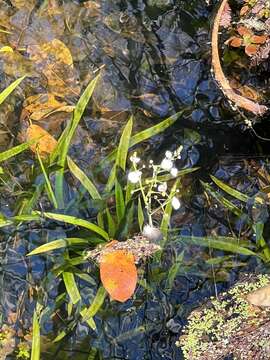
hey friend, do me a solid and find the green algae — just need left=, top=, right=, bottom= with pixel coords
left=177, top=274, right=270, bottom=359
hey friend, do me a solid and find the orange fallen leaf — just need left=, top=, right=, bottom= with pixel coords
left=100, top=250, right=137, bottom=302
left=245, top=43, right=259, bottom=56
left=24, top=93, right=74, bottom=121
left=251, top=35, right=268, bottom=45
left=26, top=124, right=57, bottom=158
left=226, top=36, right=242, bottom=47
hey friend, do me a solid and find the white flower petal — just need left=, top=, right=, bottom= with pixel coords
left=171, top=196, right=181, bottom=210
left=161, top=158, right=173, bottom=171
left=170, top=167, right=178, bottom=177
left=130, top=154, right=141, bottom=164
left=165, top=150, right=173, bottom=159
left=128, top=170, right=142, bottom=183
left=157, top=182, right=167, bottom=193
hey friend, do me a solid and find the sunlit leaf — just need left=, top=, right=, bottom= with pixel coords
left=0, top=140, right=35, bottom=163
left=54, top=74, right=100, bottom=206
left=67, top=157, right=101, bottom=199
left=63, top=271, right=81, bottom=304
left=81, top=286, right=107, bottom=330
left=36, top=149, right=58, bottom=208
left=27, top=238, right=89, bottom=256
left=0, top=218, right=13, bottom=228
left=26, top=124, right=58, bottom=158
left=35, top=211, right=109, bottom=240
left=30, top=310, right=40, bottom=360
left=137, top=197, right=144, bottom=232
left=0, top=75, right=26, bottom=105
left=103, top=111, right=183, bottom=164
left=115, top=178, right=125, bottom=224
left=100, top=250, right=137, bottom=302
left=175, top=235, right=258, bottom=256
left=116, top=116, right=133, bottom=171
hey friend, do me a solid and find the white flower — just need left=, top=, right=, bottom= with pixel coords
left=170, top=167, right=178, bottom=177
left=130, top=153, right=140, bottom=164
left=160, top=158, right=173, bottom=171
left=142, top=224, right=163, bottom=242
left=158, top=182, right=167, bottom=193
left=171, top=196, right=181, bottom=210
left=128, top=170, right=142, bottom=183
left=165, top=150, right=173, bottom=159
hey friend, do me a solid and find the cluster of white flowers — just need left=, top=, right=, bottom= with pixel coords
left=127, top=146, right=183, bottom=227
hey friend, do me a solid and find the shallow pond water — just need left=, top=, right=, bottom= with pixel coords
left=1, top=0, right=270, bottom=359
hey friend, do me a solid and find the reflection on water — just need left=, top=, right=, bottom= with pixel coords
left=0, top=0, right=269, bottom=359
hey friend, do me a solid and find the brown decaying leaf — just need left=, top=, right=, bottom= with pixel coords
left=229, top=79, right=261, bottom=101
left=100, top=250, right=137, bottom=302
left=211, top=0, right=268, bottom=115
left=87, top=236, right=161, bottom=264
left=27, top=39, right=80, bottom=98
left=24, top=93, right=74, bottom=121
left=26, top=124, right=57, bottom=158
left=220, top=2, right=232, bottom=29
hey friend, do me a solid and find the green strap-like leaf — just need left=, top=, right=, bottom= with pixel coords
left=254, top=222, right=270, bottom=262
left=210, top=175, right=250, bottom=203
left=67, top=157, right=101, bottom=199
left=27, top=238, right=89, bottom=256
left=37, top=149, right=58, bottom=209
left=106, top=208, right=116, bottom=238
left=35, top=211, right=109, bottom=240
left=63, top=271, right=81, bottom=304
left=116, top=116, right=133, bottom=171
left=137, top=197, right=144, bottom=232
left=160, top=179, right=180, bottom=245
left=115, top=178, right=125, bottom=224
left=176, top=235, right=258, bottom=257
left=31, top=310, right=40, bottom=360
left=0, top=218, right=12, bottom=228
left=0, top=75, right=26, bottom=105
left=103, top=111, right=183, bottom=164
left=54, top=74, right=100, bottom=207
left=201, top=180, right=243, bottom=217
left=0, top=140, right=35, bottom=163
left=81, top=286, right=107, bottom=329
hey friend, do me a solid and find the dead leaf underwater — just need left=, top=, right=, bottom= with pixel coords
left=100, top=249, right=138, bottom=302
left=23, top=93, right=74, bottom=121
left=26, top=124, right=57, bottom=158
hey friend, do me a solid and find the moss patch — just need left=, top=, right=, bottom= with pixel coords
left=177, top=274, right=270, bottom=359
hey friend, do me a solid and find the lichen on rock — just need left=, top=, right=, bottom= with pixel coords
left=177, top=274, right=270, bottom=359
